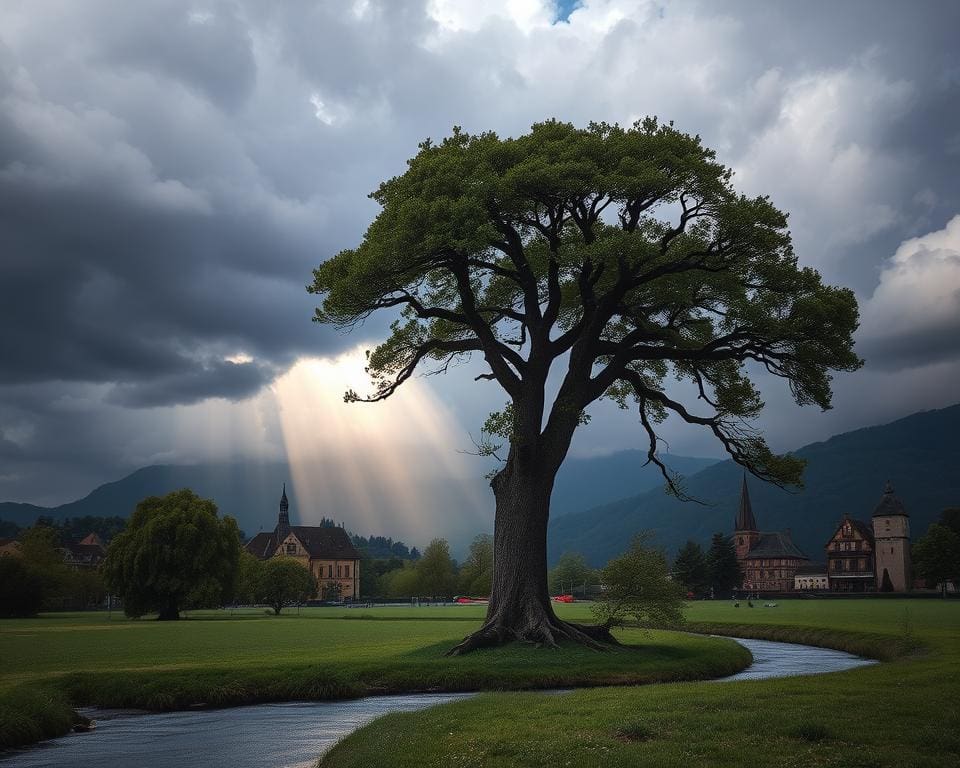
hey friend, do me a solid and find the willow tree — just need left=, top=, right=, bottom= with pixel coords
left=309, top=119, right=860, bottom=653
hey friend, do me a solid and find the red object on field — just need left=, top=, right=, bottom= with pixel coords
left=455, top=596, right=489, bottom=604
left=551, top=594, right=575, bottom=603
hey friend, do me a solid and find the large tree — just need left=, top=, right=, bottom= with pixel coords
left=309, top=119, right=860, bottom=652
left=103, top=489, right=240, bottom=620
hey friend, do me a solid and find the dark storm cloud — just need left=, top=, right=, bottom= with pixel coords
left=1, top=0, right=959, bottom=506
left=106, top=358, right=280, bottom=408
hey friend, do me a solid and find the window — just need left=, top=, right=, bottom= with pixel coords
left=337, top=565, right=342, bottom=578
left=286, top=542, right=296, bottom=554
left=344, top=565, right=350, bottom=577
left=327, top=565, right=333, bottom=578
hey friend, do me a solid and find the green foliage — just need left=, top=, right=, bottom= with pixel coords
left=236, top=550, right=264, bottom=605
left=706, top=532, right=741, bottom=597
left=415, top=538, right=458, bottom=598
left=458, top=534, right=493, bottom=596
left=0, top=557, right=46, bottom=617
left=309, top=118, right=861, bottom=489
left=592, top=535, right=684, bottom=629
left=36, top=515, right=125, bottom=543
left=673, top=540, right=709, bottom=596
left=258, top=557, right=315, bottom=615
left=103, top=489, right=240, bottom=620
left=62, top=568, right=106, bottom=610
left=913, top=523, right=960, bottom=594
left=17, top=525, right=71, bottom=610
left=0, top=519, right=20, bottom=539
left=548, top=551, right=594, bottom=596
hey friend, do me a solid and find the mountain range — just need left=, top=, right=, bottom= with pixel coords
left=0, top=449, right=715, bottom=551
left=548, top=403, right=960, bottom=566
left=3, top=405, right=957, bottom=562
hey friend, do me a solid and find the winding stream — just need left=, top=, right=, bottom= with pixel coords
left=1, top=637, right=876, bottom=768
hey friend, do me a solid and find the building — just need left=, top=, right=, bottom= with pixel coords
left=245, top=485, right=362, bottom=600
left=733, top=475, right=810, bottom=593
left=872, top=482, right=912, bottom=592
left=825, top=516, right=875, bottom=592
left=793, top=563, right=829, bottom=591
left=62, top=533, right=106, bottom=570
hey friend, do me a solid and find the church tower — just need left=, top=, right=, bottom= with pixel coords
left=733, top=474, right=760, bottom=561
left=872, top=481, right=911, bottom=592
left=276, top=483, right=290, bottom=541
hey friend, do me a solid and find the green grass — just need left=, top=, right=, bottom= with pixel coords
left=321, top=599, right=960, bottom=768
left=0, top=604, right=749, bottom=749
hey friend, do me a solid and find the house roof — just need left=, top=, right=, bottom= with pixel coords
left=744, top=532, right=809, bottom=560
left=734, top=474, right=758, bottom=531
left=245, top=525, right=360, bottom=561
left=826, top=516, right=875, bottom=547
left=794, top=563, right=828, bottom=576
left=872, top=481, right=909, bottom=518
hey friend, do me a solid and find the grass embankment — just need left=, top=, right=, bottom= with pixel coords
left=0, top=605, right=749, bottom=749
left=322, top=600, right=960, bottom=768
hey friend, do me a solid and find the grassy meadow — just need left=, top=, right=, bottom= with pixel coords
left=0, top=603, right=750, bottom=748
left=322, top=599, right=960, bottom=768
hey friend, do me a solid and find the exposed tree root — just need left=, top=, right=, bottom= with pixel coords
left=445, top=614, right=619, bottom=656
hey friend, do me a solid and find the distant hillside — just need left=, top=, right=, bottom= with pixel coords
left=548, top=404, right=960, bottom=567
left=0, top=450, right=716, bottom=551
left=550, top=451, right=717, bottom=517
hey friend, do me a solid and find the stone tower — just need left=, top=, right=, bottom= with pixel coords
left=872, top=481, right=911, bottom=592
left=733, top=474, right=760, bottom=561
left=276, top=483, right=291, bottom=541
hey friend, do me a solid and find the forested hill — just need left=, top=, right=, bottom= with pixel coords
left=548, top=403, right=960, bottom=567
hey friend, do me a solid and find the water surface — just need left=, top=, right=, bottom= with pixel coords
left=1, top=637, right=876, bottom=767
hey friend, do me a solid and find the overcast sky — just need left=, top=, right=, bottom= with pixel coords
left=1, top=0, right=959, bottom=520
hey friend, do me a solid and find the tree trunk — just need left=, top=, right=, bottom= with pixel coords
left=156, top=600, right=180, bottom=621
left=446, top=459, right=615, bottom=655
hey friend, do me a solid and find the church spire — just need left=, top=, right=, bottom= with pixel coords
left=277, top=483, right=290, bottom=540
left=734, top=474, right=758, bottom=531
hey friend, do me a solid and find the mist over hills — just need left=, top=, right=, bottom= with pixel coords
left=548, top=404, right=960, bottom=566
left=0, top=450, right=714, bottom=553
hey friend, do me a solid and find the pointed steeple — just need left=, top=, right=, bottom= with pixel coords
left=276, top=483, right=290, bottom=540
left=734, top=474, right=758, bottom=531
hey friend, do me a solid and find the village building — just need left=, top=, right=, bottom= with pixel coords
left=872, top=482, right=912, bottom=592
left=825, top=516, right=875, bottom=592
left=793, top=563, right=829, bottom=591
left=733, top=475, right=810, bottom=593
left=62, top=533, right=106, bottom=570
left=245, top=485, right=361, bottom=600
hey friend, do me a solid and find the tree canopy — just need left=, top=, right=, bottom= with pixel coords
left=592, top=535, right=683, bottom=631
left=258, top=557, right=316, bottom=614
left=103, top=489, right=240, bottom=620
left=310, top=118, right=860, bottom=491
left=309, top=118, right=861, bottom=651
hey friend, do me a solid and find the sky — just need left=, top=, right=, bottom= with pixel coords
left=1, top=1, right=959, bottom=535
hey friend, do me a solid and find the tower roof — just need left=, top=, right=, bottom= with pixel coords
left=734, top=474, right=758, bottom=531
left=872, top=481, right=908, bottom=518
left=280, top=482, right=289, bottom=511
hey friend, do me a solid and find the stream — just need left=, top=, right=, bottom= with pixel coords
left=1, top=637, right=877, bottom=768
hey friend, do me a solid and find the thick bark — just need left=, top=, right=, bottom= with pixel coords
left=446, top=459, right=616, bottom=655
